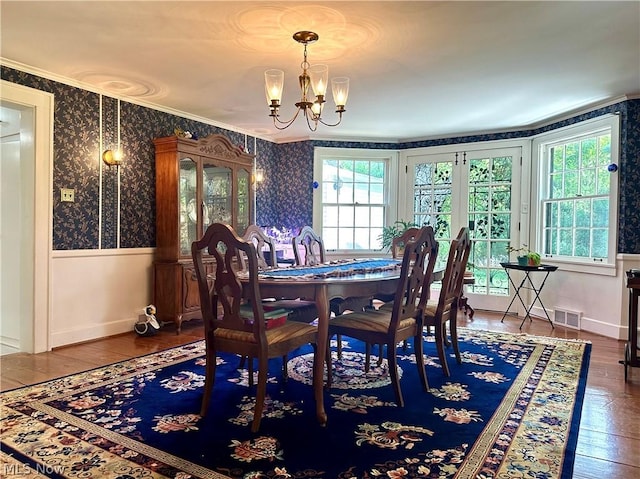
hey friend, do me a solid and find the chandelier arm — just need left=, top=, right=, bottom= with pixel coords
left=271, top=107, right=304, bottom=130
left=317, top=112, right=344, bottom=128
left=304, top=109, right=319, bottom=132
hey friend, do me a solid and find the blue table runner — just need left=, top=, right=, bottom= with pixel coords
left=258, top=258, right=400, bottom=279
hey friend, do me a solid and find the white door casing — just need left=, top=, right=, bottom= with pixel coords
left=0, top=80, right=54, bottom=353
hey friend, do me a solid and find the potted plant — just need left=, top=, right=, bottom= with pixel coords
left=506, top=244, right=541, bottom=266
left=526, top=251, right=541, bottom=266
left=378, top=219, right=418, bottom=252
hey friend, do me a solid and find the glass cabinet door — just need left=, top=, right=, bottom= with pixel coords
left=237, top=168, right=251, bottom=233
left=179, top=157, right=198, bottom=256
left=203, top=163, right=232, bottom=232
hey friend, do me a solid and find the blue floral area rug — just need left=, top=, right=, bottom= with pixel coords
left=0, top=328, right=590, bottom=479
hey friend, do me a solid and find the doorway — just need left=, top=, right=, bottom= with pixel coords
left=402, top=145, right=524, bottom=313
left=0, top=81, right=53, bottom=354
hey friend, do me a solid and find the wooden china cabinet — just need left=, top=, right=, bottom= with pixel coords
left=153, top=134, right=254, bottom=332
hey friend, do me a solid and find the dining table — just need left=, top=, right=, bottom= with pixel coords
left=243, top=258, right=403, bottom=426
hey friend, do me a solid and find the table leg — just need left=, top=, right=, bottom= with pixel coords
left=524, top=271, right=554, bottom=328
left=620, top=288, right=640, bottom=380
left=630, top=290, right=640, bottom=368
left=501, top=271, right=529, bottom=325
left=313, top=285, right=328, bottom=426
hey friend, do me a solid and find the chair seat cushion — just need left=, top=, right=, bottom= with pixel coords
left=329, top=310, right=416, bottom=334
left=214, top=320, right=317, bottom=344
left=423, top=299, right=438, bottom=316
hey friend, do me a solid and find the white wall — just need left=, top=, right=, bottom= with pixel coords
left=525, top=255, right=634, bottom=340
left=50, top=248, right=155, bottom=347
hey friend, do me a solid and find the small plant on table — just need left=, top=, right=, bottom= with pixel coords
left=507, top=244, right=541, bottom=266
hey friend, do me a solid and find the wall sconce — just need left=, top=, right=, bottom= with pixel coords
left=254, top=168, right=264, bottom=183
left=102, top=149, right=123, bottom=167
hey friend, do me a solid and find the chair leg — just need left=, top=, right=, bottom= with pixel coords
left=282, top=354, right=288, bottom=382
left=450, top=314, right=462, bottom=365
left=414, top=333, right=429, bottom=392
left=251, top=354, right=268, bottom=433
left=365, top=344, right=384, bottom=370
left=325, top=338, right=333, bottom=388
left=200, top=349, right=217, bottom=416
left=435, top=321, right=451, bottom=377
left=364, top=343, right=371, bottom=372
left=337, top=333, right=343, bottom=359
left=387, top=344, right=404, bottom=407
left=248, top=358, right=254, bottom=387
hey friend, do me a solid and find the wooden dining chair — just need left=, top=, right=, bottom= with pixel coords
left=375, top=226, right=422, bottom=305
left=240, top=224, right=276, bottom=270
left=291, top=225, right=372, bottom=315
left=326, top=226, right=439, bottom=407
left=241, top=225, right=319, bottom=323
left=292, top=225, right=326, bottom=266
left=192, top=222, right=321, bottom=432
left=420, top=226, right=471, bottom=377
left=239, top=224, right=318, bottom=379
left=375, top=226, right=425, bottom=358
left=292, top=225, right=374, bottom=357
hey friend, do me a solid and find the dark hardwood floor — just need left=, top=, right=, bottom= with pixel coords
left=1, top=310, right=638, bottom=478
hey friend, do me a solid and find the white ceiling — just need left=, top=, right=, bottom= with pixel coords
left=1, top=1, right=639, bottom=143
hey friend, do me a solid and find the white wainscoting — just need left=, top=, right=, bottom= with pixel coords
left=525, top=254, right=639, bottom=341
left=51, top=248, right=155, bottom=348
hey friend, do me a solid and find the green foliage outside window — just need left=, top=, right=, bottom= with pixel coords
left=543, top=131, right=611, bottom=260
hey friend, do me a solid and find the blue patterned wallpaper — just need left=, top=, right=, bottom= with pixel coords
left=2, top=65, right=639, bottom=252
left=617, top=100, right=640, bottom=253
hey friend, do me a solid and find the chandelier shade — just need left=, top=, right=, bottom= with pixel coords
left=332, top=77, right=349, bottom=110
left=264, top=31, right=349, bottom=131
left=309, top=64, right=328, bottom=98
left=264, top=69, right=284, bottom=105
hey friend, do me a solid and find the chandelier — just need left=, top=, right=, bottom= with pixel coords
left=265, top=31, right=349, bottom=131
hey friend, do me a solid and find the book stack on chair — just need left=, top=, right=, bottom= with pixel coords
left=240, top=305, right=290, bottom=329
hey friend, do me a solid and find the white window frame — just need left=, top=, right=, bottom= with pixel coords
left=313, top=147, right=399, bottom=257
left=531, top=114, right=619, bottom=275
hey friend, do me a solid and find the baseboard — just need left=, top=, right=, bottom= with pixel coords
left=50, top=316, right=137, bottom=349
left=0, top=335, right=20, bottom=355
left=529, top=305, right=624, bottom=340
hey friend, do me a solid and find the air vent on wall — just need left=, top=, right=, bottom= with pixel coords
left=553, top=308, right=582, bottom=330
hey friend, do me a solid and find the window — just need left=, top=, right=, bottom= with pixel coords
left=534, top=115, right=619, bottom=268
left=313, top=148, right=397, bottom=252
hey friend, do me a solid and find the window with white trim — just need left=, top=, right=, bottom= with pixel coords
left=313, top=148, right=397, bottom=252
left=534, top=116, right=619, bottom=267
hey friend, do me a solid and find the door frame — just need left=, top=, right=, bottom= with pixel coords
left=1, top=80, right=54, bottom=353
left=399, top=138, right=531, bottom=314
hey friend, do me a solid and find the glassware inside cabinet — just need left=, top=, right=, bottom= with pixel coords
left=179, top=157, right=198, bottom=256
left=237, top=168, right=251, bottom=234
left=203, top=164, right=232, bottom=231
